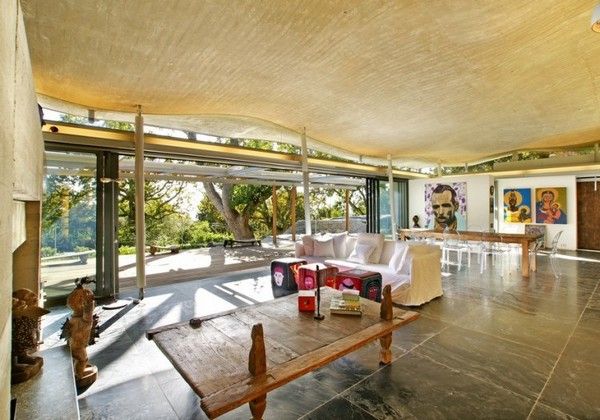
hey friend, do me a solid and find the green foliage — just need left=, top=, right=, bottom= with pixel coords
left=187, top=221, right=231, bottom=245
left=230, top=184, right=273, bottom=215
left=197, top=196, right=226, bottom=229
left=41, top=247, right=57, bottom=258
left=118, top=178, right=188, bottom=246
left=41, top=174, right=96, bottom=252
left=118, top=246, right=137, bottom=255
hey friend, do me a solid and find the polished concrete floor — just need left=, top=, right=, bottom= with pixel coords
left=42, top=250, right=600, bottom=419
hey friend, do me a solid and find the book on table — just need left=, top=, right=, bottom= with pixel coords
left=329, top=291, right=362, bottom=316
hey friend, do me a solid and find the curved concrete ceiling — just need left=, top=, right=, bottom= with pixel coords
left=21, top=1, right=600, bottom=167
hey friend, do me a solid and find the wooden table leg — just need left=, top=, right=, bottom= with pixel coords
left=379, top=285, right=393, bottom=365
left=248, top=324, right=267, bottom=420
left=521, top=241, right=530, bottom=278
left=379, top=333, right=392, bottom=365
left=249, top=396, right=266, bottom=420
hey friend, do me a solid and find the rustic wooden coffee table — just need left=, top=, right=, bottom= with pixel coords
left=147, top=285, right=419, bottom=419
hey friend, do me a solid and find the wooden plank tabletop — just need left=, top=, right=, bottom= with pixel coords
left=398, top=228, right=543, bottom=244
left=149, top=287, right=419, bottom=418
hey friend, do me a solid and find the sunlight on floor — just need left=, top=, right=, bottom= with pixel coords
left=222, top=275, right=274, bottom=303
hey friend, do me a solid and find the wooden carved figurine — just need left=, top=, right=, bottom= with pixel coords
left=11, top=288, right=50, bottom=384
left=65, top=282, right=98, bottom=388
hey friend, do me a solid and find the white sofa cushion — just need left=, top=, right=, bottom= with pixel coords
left=347, top=243, right=374, bottom=264
left=301, top=235, right=314, bottom=256
left=356, top=233, right=385, bottom=263
left=329, top=232, right=348, bottom=258
left=388, top=241, right=409, bottom=273
left=313, top=237, right=335, bottom=257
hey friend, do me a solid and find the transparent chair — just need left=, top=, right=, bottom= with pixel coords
left=549, top=230, right=564, bottom=278
left=441, top=228, right=470, bottom=270
left=466, top=225, right=487, bottom=273
left=484, top=228, right=512, bottom=276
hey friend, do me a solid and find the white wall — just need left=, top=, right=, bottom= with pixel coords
left=409, top=174, right=494, bottom=230
left=496, top=176, right=577, bottom=250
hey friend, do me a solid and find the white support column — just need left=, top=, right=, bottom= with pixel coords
left=387, top=154, right=397, bottom=240
left=301, top=128, right=311, bottom=235
left=134, top=105, right=146, bottom=299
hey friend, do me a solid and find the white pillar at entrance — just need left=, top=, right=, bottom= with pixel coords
left=301, top=128, right=311, bottom=235
left=387, top=154, right=397, bottom=240
left=134, top=105, right=146, bottom=299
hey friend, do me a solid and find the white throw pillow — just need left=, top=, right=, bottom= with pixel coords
left=348, top=243, right=375, bottom=264
left=313, top=237, right=335, bottom=257
left=356, top=233, right=385, bottom=263
left=345, top=235, right=357, bottom=258
left=388, top=242, right=409, bottom=273
left=301, top=235, right=314, bottom=256
left=329, top=232, right=348, bottom=258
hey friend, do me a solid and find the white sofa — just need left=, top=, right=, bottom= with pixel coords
left=294, top=233, right=443, bottom=306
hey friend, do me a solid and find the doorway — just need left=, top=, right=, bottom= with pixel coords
left=576, top=179, right=600, bottom=251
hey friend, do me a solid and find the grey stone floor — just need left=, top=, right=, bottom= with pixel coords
left=43, top=251, right=600, bottom=419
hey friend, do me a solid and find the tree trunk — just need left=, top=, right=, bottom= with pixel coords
left=203, top=182, right=255, bottom=240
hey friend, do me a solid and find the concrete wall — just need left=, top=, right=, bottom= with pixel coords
left=13, top=0, right=43, bottom=202
left=496, top=175, right=577, bottom=250
left=1, top=1, right=44, bottom=416
left=409, top=174, right=494, bottom=231
left=0, top=1, right=18, bottom=415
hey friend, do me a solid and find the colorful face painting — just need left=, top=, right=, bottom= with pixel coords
left=535, top=187, right=567, bottom=224
left=503, top=188, right=532, bottom=223
left=425, top=182, right=467, bottom=230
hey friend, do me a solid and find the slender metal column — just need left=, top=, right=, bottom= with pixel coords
left=291, top=186, right=297, bottom=241
left=344, top=189, right=350, bottom=232
left=301, top=128, right=311, bottom=235
left=387, top=155, right=397, bottom=240
left=271, top=185, right=278, bottom=246
left=134, top=105, right=146, bottom=299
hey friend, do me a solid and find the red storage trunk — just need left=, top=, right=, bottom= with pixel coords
left=270, top=257, right=306, bottom=298
left=297, top=263, right=339, bottom=290
left=334, top=269, right=382, bottom=302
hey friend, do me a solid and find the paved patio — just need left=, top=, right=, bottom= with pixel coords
left=42, top=237, right=295, bottom=301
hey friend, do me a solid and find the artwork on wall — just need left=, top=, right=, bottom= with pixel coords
left=425, top=182, right=467, bottom=230
left=535, top=187, right=567, bottom=224
left=503, top=188, right=532, bottom=223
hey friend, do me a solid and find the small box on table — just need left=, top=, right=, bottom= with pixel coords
left=298, top=290, right=316, bottom=312
left=270, top=257, right=306, bottom=298
left=334, top=269, right=382, bottom=302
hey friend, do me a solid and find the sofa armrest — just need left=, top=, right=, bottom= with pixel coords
left=294, top=242, right=305, bottom=258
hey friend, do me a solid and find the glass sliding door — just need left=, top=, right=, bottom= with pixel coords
left=377, top=179, right=408, bottom=237
left=42, top=151, right=98, bottom=305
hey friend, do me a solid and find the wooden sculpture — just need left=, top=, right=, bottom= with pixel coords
left=11, top=288, right=50, bottom=384
left=65, top=282, right=98, bottom=388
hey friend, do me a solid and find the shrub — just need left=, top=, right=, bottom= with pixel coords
left=118, top=246, right=137, bottom=255
left=41, top=247, right=56, bottom=258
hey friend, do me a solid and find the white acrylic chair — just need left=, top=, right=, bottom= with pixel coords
left=441, top=228, right=470, bottom=270
left=466, top=225, right=488, bottom=273
left=549, top=230, right=564, bottom=278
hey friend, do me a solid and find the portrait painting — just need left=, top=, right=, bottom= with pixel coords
left=535, top=187, right=567, bottom=224
left=503, top=188, right=532, bottom=223
left=425, top=182, right=467, bottom=230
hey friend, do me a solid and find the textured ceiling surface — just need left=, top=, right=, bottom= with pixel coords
left=21, top=1, right=600, bottom=167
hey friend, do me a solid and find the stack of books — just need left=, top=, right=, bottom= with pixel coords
left=329, top=290, right=362, bottom=316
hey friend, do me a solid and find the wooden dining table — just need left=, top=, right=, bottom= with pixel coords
left=398, top=228, right=544, bottom=278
